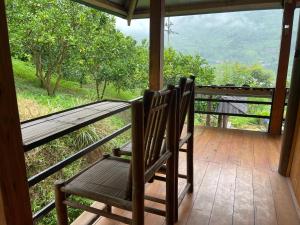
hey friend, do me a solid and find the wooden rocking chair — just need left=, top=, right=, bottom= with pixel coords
left=113, top=76, right=195, bottom=220
left=54, top=86, right=177, bottom=225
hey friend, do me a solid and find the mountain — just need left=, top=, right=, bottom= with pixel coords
left=116, top=9, right=300, bottom=74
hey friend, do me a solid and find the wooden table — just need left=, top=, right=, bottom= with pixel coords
left=21, top=100, right=131, bottom=151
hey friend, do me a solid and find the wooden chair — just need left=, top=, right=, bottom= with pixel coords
left=113, top=76, right=195, bottom=220
left=54, top=86, right=177, bottom=225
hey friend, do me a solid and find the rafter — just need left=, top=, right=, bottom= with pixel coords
left=74, top=0, right=128, bottom=18
left=127, top=0, right=138, bottom=25
left=134, top=0, right=284, bottom=18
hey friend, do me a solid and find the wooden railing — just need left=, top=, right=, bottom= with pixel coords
left=22, top=99, right=135, bottom=223
left=194, top=85, right=289, bottom=130
left=23, top=86, right=288, bottom=222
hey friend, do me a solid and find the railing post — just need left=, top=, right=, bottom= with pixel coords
left=206, top=95, right=212, bottom=126
left=131, top=101, right=145, bottom=225
left=279, top=13, right=300, bottom=176
left=0, top=1, right=33, bottom=224
left=269, top=0, right=295, bottom=135
left=149, top=0, right=165, bottom=90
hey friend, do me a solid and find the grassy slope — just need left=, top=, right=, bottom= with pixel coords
left=13, top=59, right=139, bottom=121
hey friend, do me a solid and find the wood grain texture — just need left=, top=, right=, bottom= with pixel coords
left=0, top=1, right=33, bottom=224
left=149, top=0, right=164, bottom=90
left=73, top=127, right=300, bottom=225
left=22, top=101, right=130, bottom=149
left=269, top=1, right=295, bottom=135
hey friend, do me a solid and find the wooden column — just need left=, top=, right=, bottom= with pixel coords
left=269, top=0, right=295, bottom=135
left=149, top=0, right=165, bottom=90
left=279, top=13, right=300, bottom=176
left=0, top=1, right=33, bottom=224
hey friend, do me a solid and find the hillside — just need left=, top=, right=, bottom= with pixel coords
left=13, top=59, right=138, bottom=121
left=116, top=9, right=300, bottom=74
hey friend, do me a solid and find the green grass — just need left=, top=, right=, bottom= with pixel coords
left=13, top=59, right=139, bottom=117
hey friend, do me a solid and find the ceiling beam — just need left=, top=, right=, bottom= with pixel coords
left=127, top=0, right=138, bottom=25
left=74, top=0, right=128, bottom=18
left=134, top=0, right=284, bottom=18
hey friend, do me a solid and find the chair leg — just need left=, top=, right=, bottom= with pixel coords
left=187, top=138, right=194, bottom=193
left=132, top=195, right=144, bottom=225
left=55, top=181, right=68, bottom=225
left=166, top=153, right=176, bottom=225
left=112, top=148, right=120, bottom=157
left=105, top=205, right=112, bottom=213
left=174, top=149, right=179, bottom=222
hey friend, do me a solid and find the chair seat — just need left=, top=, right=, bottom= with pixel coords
left=62, top=157, right=131, bottom=204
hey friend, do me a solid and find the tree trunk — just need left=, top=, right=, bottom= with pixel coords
left=206, top=95, right=212, bottom=126
left=100, top=79, right=107, bottom=100
left=52, top=63, right=64, bottom=96
left=96, top=80, right=100, bottom=100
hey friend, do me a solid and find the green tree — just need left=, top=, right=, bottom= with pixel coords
left=215, top=62, right=274, bottom=87
left=6, top=0, right=112, bottom=96
left=164, top=47, right=215, bottom=85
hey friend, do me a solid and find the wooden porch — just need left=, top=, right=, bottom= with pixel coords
left=73, top=127, right=300, bottom=225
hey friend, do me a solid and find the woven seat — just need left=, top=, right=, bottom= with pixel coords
left=63, top=157, right=131, bottom=204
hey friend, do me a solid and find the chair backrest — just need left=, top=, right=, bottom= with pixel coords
left=178, top=76, right=195, bottom=136
left=129, top=86, right=176, bottom=197
left=143, top=86, right=175, bottom=170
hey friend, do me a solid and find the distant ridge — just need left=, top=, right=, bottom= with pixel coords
left=116, top=9, right=300, bottom=74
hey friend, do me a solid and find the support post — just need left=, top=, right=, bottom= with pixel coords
left=0, top=1, right=33, bottom=224
left=131, top=101, right=145, bottom=225
left=269, top=0, right=295, bottom=134
left=279, top=14, right=300, bottom=176
left=149, top=0, right=165, bottom=90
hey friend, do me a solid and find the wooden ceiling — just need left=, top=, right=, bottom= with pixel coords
left=75, top=0, right=299, bottom=23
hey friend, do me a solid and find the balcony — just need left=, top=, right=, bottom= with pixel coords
left=70, top=126, right=299, bottom=225
left=17, top=85, right=298, bottom=225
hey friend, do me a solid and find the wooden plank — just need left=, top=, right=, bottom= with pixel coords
left=211, top=133, right=231, bottom=164
left=233, top=167, right=254, bottom=225
left=198, top=129, right=222, bottom=162
left=253, top=134, right=271, bottom=171
left=174, top=162, right=209, bottom=225
left=269, top=171, right=300, bottom=225
left=269, top=0, right=295, bottom=135
left=149, top=0, right=164, bottom=90
left=21, top=101, right=130, bottom=150
left=239, top=131, right=255, bottom=168
left=209, top=165, right=237, bottom=225
left=189, top=163, right=222, bottom=225
left=227, top=130, right=243, bottom=167
left=195, top=86, right=274, bottom=98
left=253, top=169, right=277, bottom=225
left=0, top=1, right=33, bottom=224
left=265, top=135, right=281, bottom=172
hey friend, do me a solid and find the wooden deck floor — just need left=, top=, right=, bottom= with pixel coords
left=73, top=127, right=300, bottom=225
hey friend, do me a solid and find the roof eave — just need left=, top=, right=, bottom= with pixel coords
left=133, top=1, right=284, bottom=19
